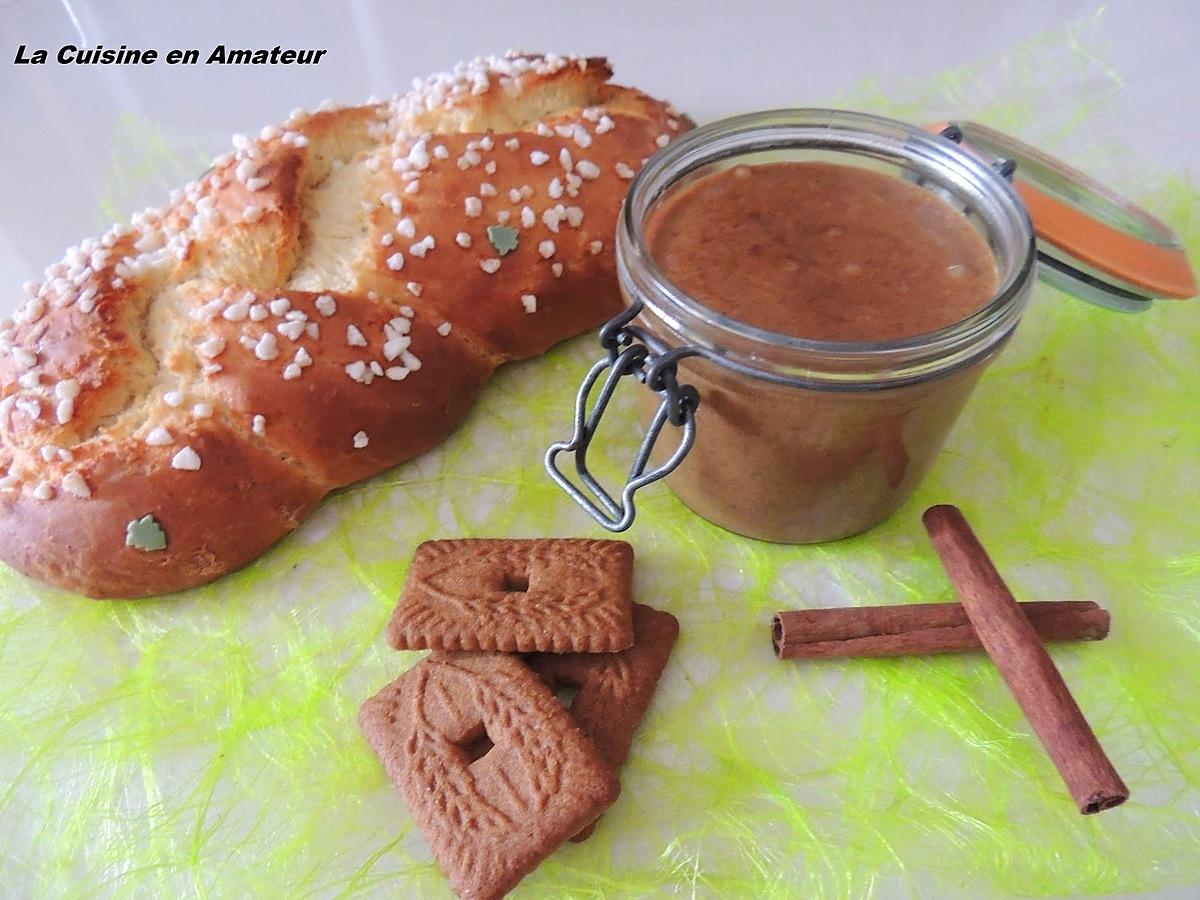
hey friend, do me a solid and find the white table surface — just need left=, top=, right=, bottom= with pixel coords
left=0, top=0, right=1196, bottom=317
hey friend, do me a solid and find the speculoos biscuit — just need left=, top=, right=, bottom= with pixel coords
left=386, top=538, right=635, bottom=653
left=527, top=603, right=679, bottom=840
left=359, top=652, right=620, bottom=900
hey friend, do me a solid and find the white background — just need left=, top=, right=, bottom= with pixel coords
left=0, top=0, right=1197, bottom=316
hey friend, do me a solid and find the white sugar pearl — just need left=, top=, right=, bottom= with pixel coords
left=171, top=446, right=202, bottom=471
left=145, top=427, right=173, bottom=446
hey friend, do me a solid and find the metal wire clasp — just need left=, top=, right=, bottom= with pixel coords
left=939, top=123, right=1016, bottom=182
left=545, top=301, right=701, bottom=531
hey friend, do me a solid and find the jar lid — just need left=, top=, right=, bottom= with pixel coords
left=928, top=121, right=1196, bottom=311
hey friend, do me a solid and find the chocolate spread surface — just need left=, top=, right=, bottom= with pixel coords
left=647, top=161, right=997, bottom=341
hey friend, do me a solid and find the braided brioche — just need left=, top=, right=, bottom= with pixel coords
left=0, top=53, right=686, bottom=598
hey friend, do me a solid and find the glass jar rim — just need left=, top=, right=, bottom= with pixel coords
left=616, top=108, right=1038, bottom=387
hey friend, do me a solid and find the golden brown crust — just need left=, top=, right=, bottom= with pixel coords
left=0, top=52, right=687, bottom=598
left=191, top=283, right=493, bottom=487
left=2, top=417, right=324, bottom=598
left=374, top=113, right=669, bottom=362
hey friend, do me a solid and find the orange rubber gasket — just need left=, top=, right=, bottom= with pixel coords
left=925, top=122, right=1196, bottom=300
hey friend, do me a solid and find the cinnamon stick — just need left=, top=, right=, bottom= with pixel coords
left=772, top=601, right=1109, bottom=660
left=922, top=504, right=1128, bottom=814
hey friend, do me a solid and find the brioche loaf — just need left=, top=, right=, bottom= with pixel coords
left=0, top=53, right=687, bottom=598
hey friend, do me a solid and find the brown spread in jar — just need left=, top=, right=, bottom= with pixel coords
left=639, top=161, right=1003, bottom=543
left=647, top=161, right=997, bottom=340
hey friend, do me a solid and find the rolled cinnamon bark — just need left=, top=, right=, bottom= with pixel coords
left=922, top=504, right=1128, bottom=814
left=772, top=601, right=1109, bottom=660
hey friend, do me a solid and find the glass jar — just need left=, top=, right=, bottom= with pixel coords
left=545, top=109, right=1188, bottom=542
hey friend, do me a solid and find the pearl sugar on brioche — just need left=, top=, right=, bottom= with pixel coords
left=0, top=52, right=686, bottom=598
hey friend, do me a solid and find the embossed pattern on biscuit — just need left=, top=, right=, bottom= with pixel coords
left=359, top=653, right=620, bottom=900
left=528, top=603, right=679, bottom=841
left=387, top=538, right=635, bottom=653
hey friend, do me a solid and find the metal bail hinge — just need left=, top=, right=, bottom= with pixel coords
left=939, top=123, right=1017, bottom=182
left=545, top=304, right=700, bottom=532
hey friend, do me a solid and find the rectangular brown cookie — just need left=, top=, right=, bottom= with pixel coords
left=527, top=603, right=679, bottom=841
left=387, top=538, right=635, bottom=653
left=359, top=652, right=620, bottom=900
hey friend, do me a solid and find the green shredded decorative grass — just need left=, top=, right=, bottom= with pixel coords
left=2, top=12, right=1198, bottom=897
